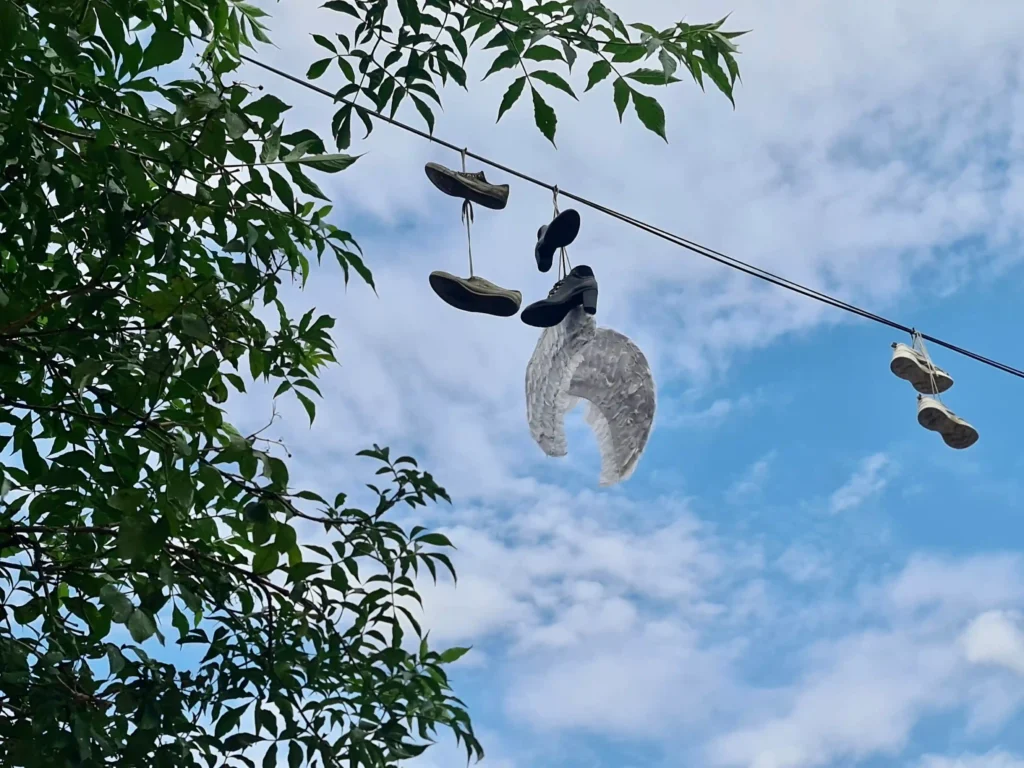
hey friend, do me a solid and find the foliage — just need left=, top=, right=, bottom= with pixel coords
left=316, top=0, right=745, bottom=145
left=0, top=0, right=745, bottom=766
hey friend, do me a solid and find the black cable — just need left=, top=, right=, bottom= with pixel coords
left=236, top=51, right=1024, bottom=381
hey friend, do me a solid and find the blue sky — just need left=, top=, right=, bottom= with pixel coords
left=203, top=1, right=1024, bottom=767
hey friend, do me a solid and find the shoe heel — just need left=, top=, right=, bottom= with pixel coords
left=582, top=288, right=598, bottom=315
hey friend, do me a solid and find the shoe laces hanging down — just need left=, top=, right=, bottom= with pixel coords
left=552, top=186, right=572, bottom=280
left=460, top=147, right=474, bottom=277
left=911, top=329, right=941, bottom=398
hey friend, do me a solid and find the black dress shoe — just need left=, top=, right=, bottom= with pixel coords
left=521, top=265, right=599, bottom=328
left=535, top=209, right=581, bottom=273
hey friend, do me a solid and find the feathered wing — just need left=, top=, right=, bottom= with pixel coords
left=568, top=327, right=656, bottom=486
left=524, top=307, right=597, bottom=457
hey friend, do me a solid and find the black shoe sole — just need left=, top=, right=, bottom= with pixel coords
left=429, top=274, right=520, bottom=317
left=535, top=209, right=582, bottom=273
left=424, top=164, right=509, bottom=210
left=520, top=287, right=598, bottom=328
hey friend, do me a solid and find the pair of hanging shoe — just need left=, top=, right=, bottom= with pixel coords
left=889, top=339, right=979, bottom=449
left=423, top=162, right=599, bottom=328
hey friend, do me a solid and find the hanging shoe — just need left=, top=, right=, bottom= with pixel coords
left=429, top=271, right=521, bottom=317
left=521, top=265, right=598, bottom=328
left=890, top=342, right=953, bottom=394
left=535, top=209, right=581, bottom=273
left=917, top=395, right=978, bottom=449
left=424, top=163, right=509, bottom=210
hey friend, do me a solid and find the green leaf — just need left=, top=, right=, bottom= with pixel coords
left=117, top=514, right=153, bottom=560
left=397, top=0, right=421, bottom=31
left=307, top=57, right=332, bottom=80
left=659, top=48, right=678, bottom=79
left=99, top=586, right=134, bottom=624
left=140, top=25, right=184, bottom=71
left=322, top=0, right=358, bottom=14
left=562, top=40, right=577, bottom=71
left=410, top=95, right=435, bottom=133
left=483, top=49, right=520, bottom=80
left=613, top=77, right=630, bottom=121
left=607, top=42, right=646, bottom=63
left=496, top=76, right=527, bottom=122
left=244, top=502, right=271, bottom=523
left=289, top=742, right=303, bottom=768
left=226, top=111, right=248, bottom=139
left=287, top=163, right=330, bottom=201
left=246, top=94, right=291, bottom=123
left=632, top=90, right=667, bottom=140
left=296, top=153, right=360, bottom=173
left=269, top=169, right=296, bottom=212
left=523, top=45, right=562, bottom=62
left=171, top=605, right=189, bottom=641
left=312, top=34, right=337, bottom=53
left=180, top=313, right=211, bottom=343
left=585, top=60, right=612, bottom=92
left=439, top=646, right=472, bottom=664
left=253, top=545, right=279, bottom=575
left=168, top=472, right=194, bottom=510
left=275, top=523, right=297, bottom=554
left=295, top=391, right=316, bottom=425
left=127, top=610, right=157, bottom=643
left=261, top=123, right=282, bottom=163
left=224, top=734, right=260, bottom=751
left=0, top=0, right=23, bottom=52
left=416, top=532, right=453, bottom=547
left=699, top=47, right=736, bottom=106
left=105, top=644, right=126, bottom=674
left=531, top=86, right=557, bottom=146
left=531, top=70, right=577, bottom=100
left=216, top=704, right=247, bottom=738
left=626, top=68, right=682, bottom=86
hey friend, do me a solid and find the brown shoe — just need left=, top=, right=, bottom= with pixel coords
left=424, top=163, right=509, bottom=210
left=429, top=272, right=521, bottom=316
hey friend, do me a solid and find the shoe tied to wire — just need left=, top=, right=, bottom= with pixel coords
left=429, top=271, right=522, bottom=317
left=521, top=265, right=598, bottom=328
left=535, top=209, right=581, bottom=273
left=917, top=394, right=978, bottom=450
left=424, top=162, right=509, bottom=210
left=890, top=342, right=953, bottom=394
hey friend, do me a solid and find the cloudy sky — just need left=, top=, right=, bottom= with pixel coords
left=226, top=1, right=1024, bottom=766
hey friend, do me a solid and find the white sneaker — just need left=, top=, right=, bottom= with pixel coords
left=890, top=343, right=953, bottom=394
left=917, top=395, right=978, bottom=450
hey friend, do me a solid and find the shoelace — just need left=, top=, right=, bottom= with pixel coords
left=548, top=278, right=565, bottom=296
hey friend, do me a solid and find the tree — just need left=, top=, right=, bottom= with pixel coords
left=0, top=0, right=743, bottom=766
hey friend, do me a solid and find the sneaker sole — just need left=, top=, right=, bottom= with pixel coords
left=424, top=163, right=509, bottom=210
left=917, top=399, right=978, bottom=449
left=429, top=273, right=521, bottom=317
left=535, top=210, right=582, bottom=273
left=890, top=347, right=953, bottom=394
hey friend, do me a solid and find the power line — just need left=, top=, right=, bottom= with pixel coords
left=236, top=50, right=1024, bottom=381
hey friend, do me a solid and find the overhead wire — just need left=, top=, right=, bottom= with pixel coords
left=233, top=50, right=1024, bottom=381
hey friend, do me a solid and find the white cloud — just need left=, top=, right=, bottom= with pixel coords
left=707, top=554, right=1024, bottom=768
left=776, top=545, right=833, bottom=585
left=828, top=453, right=891, bottom=514
left=726, top=451, right=776, bottom=503
left=709, top=629, right=962, bottom=768
left=962, top=610, right=1024, bottom=676
left=658, top=390, right=769, bottom=430
left=918, top=753, right=1024, bottom=768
